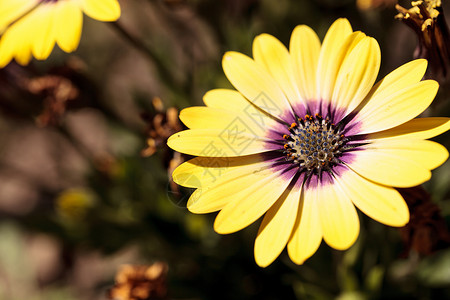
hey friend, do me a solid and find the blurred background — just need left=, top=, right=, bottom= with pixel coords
left=0, top=0, right=450, bottom=299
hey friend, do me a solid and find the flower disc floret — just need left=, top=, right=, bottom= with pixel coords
left=283, top=114, right=349, bottom=172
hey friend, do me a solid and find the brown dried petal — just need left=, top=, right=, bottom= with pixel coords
left=26, top=75, right=79, bottom=127
left=108, top=263, right=169, bottom=300
left=396, top=0, right=450, bottom=82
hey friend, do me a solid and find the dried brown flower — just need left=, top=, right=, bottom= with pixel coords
left=396, top=0, right=450, bottom=81
left=398, top=186, right=450, bottom=256
left=141, top=97, right=182, bottom=158
left=108, top=263, right=169, bottom=300
left=26, top=75, right=79, bottom=127
left=141, top=97, right=184, bottom=197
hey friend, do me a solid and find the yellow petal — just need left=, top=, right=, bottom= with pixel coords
left=0, top=7, right=37, bottom=67
left=366, top=117, right=450, bottom=141
left=0, top=31, right=17, bottom=67
left=203, top=88, right=250, bottom=110
left=355, top=80, right=439, bottom=134
left=186, top=158, right=274, bottom=213
left=287, top=186, right=322, bottom=265
left=332, top=37, right=381, bottom=117
left=0, top=0, right=37, bottom=32
left=172, top=155, right=264, bottom=188
left=213, top=167, right=295, bottom=234
left=316, top=179, right=360, bottom=250
left=335, top=169, right=409, bottom=227
left=316, top=18, right=353, bottom=103
left=290, top=25, right=321, bottom=101
left=222, top=51, right=293, bottom=120
left=80, top=0, right=121, bottom=21
left=255, top=182, right=301, bottom=267
left=382, top=139, right=448, bottom=170
left=359, top=59, right=428, bottom=111
left=253, top=33, right=302, bottom=105
left=30, top=4, right=57, bottom=60
left=167, top=129, right=268, bottom=157
left=55, top=1, right=83, bottom=52
left=348, top=139, right=449, bottom=187
left=180, top=106, right=266, bottom=136
left=202, top=89, right=278, bottom=130
left=13, top=42, right=32, bottom=65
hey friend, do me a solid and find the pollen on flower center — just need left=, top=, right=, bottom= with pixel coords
left=283, top=114, right=348, bottom=172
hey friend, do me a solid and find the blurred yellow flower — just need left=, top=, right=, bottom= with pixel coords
left=356, top=0, right=397, bottom=10
left=168, top=18, right=450, bottom=267
left=56, top=188, right=96, bottom=221
left=0, top=0, right=121, bottom=67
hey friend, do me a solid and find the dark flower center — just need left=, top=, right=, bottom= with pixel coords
left=283, top=114, right=348, bottom=172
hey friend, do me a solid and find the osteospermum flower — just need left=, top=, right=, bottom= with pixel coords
left=167, top=18, right=450, bottom=267
left=0, top=0, right=121, bottom=67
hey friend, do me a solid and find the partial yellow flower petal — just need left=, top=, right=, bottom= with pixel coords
left=180, top=106, right=266, bottom=136
left=253, top=33, right=302, bottom=105
left=255, top=183, right=301, bottom=267
left=214, top=168, right=294, bottom=234
left=360, top=59, right=428, bottom=111
left=30, top=4, right=56, bottom=60
left=316, top=180, right=360, bottom=250
left=173, top=155, right=264, bottom=188
left=316, top=18, right=353, bottom=103
left=168, top=129, right=268, bottom=157
left=0, top=0, right=121, bottom=67
left=222, top=51, right=294, bottom=120
left=287, top=187, right=322, bottom=265
left=0, top=31, right=19, bottom=67
left=384, top=139, right=447, bottom=170
left=0, top=0, right=37, bottom=32
left=203, top=89, right=250, bottom=110
left=349, top=139, right=448, bottom=187
left=203, top=89, right=278, bottom=130
left=290, top=25, right=321, bottom=101
left=13, top=41, right=32, bottom=65
left=336, top=169, right=409, bottom=227
left=186, top=159, right=274, bottom=213
left=0, top=8, right=36, bottom=67
left=317, top=30, right=367, bottom=110
left=367, top=117, right=450, bottom=141
left=54, top=1, right=83, bottom=52
left=80, top=0, right=121, bottom=21
left=356, top=80, right=439, bottom=134
left=332, top=37, right=381, bottom=117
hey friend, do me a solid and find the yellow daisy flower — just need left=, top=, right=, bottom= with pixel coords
left=167, top=18, right=450, bottom=267
left=0, top=0, right=121, bottom=67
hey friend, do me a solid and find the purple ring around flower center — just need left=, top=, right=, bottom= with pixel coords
left=262, top=100, right=366, bottom=189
